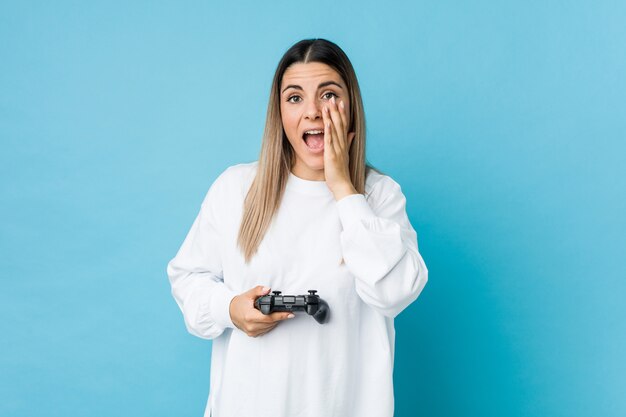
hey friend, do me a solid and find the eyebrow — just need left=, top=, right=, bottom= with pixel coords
left=281, top=81, right=343, bottom=94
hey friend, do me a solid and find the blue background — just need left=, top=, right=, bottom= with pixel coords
left=1, top=1, right=624, bottom=416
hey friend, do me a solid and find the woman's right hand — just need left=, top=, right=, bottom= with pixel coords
left=229, top=286, right=294, bottom=337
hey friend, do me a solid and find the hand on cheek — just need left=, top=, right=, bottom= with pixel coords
left=322, top=97, right=357, bottom=201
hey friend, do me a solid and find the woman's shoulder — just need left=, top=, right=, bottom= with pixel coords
left=365, top=165, right=402, bottom=192
left=217, top=161, right=259, bottom=184
left=364, top=165, right=404, bottom=207
left=202, top=161, right=258, bottom=206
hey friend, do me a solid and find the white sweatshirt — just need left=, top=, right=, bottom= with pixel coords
left=167, top=161, right=428, bottom=417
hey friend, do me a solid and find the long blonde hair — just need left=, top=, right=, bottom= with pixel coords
left=238, top=39, right=371, bottom=263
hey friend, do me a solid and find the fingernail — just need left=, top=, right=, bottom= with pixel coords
left=287, top=314, right=295, bottom=319
left=331, top=96, right=336, bottom=104
left=262, top=286, right=270, bottom=292
left=340, top=100, right=344, bottom=109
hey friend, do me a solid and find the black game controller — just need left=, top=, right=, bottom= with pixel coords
left=254, top=290, right=330, bottom=324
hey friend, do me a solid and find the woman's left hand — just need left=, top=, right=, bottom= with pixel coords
left=322, top=96, right=358, bottom=201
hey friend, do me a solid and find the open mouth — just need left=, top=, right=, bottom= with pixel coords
left=303, top=130, right=324, bottom=151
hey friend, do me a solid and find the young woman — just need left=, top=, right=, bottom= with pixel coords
left=167, top=38, right=428, bottom=417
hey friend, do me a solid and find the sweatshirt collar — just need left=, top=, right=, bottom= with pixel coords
left=286, top=172, right=333, bottom=196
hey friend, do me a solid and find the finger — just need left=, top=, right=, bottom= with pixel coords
left=324, top=105, right=340, bottom=155
left=246, top=307, right=272, bottom=323
left=328, top=97, right=345, bottom=151
left=247, top=285, right=271, bottom=300
left=331, top=114, right=343, bottom=156
left=268, top=311, right=295, bottom=322
left=249, top=307, right=291, bottom=324
left=257, top=320, right=278, bottom=331
left=246, top=321, right=277, bottom=338
left=329, top=97, right=344, bottom=134
left=338, top=99, right=348, bottom=135
left=323, top=107, right=334, bottom=153
left=255, top=324, right=277, bottom=337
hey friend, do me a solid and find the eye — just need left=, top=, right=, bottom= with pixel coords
left=322, top=92, right=338, bottom=100
left=287, top=95, right=302, bottom=103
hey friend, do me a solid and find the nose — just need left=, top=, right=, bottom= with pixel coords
left=304, top=98, right=322, bottom=120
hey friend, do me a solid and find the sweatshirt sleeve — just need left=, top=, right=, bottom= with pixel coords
left=166, top=177, right=239, bottom=340
left=336, top=179, right=428, bottom=318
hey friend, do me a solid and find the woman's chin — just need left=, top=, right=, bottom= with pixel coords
left=306, top=161, right=325, bottom=173
left=292, top=158, right=326, bottom=180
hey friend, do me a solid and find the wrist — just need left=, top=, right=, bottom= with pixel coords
left=331, top=183, right=358, bottom=201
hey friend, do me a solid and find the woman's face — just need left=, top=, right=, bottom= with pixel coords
left=280, top=62, right=351, bottom=181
